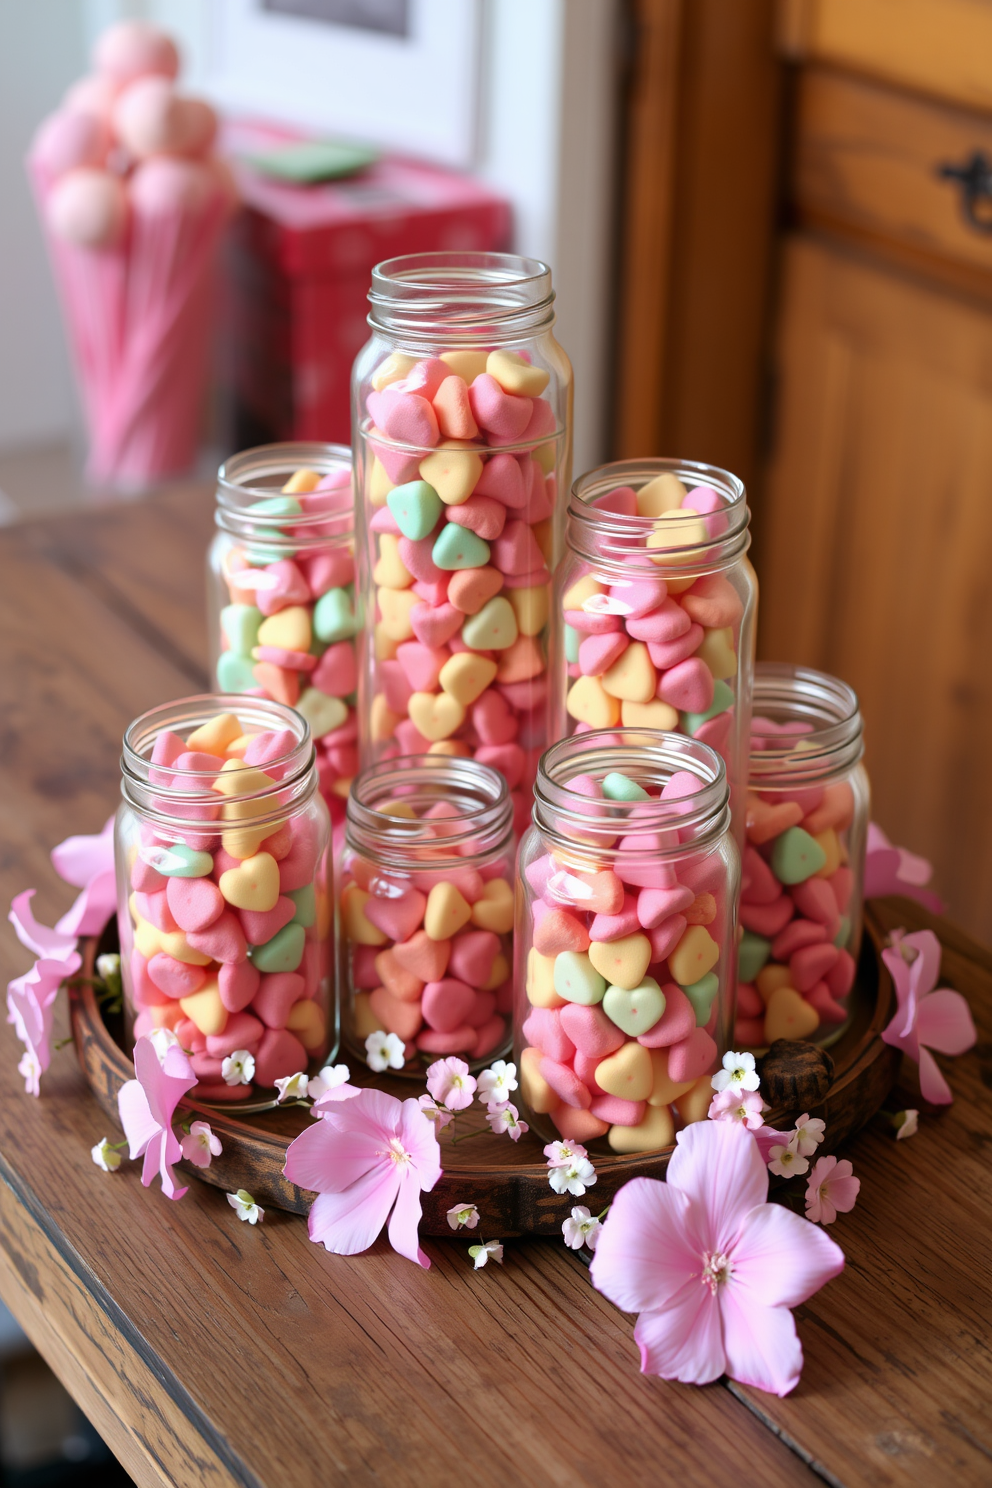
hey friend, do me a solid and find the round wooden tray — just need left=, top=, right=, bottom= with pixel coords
left=70, top=905, right=900, bottom=1237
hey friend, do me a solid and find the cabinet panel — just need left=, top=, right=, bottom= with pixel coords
left=759, top=236, right=992, bottom=942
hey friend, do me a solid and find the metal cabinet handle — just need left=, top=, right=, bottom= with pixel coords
left=936, top=150, right=992, bottom=235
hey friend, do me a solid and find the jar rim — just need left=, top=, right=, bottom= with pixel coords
left=345, top=755, right=513, bottom=869
left=367, top=251, right=556, bottom=341
left=216, top=442, right=353, bottom=549
left=749, top=664, right=864, bottom=783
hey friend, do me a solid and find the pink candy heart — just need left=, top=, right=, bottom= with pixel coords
left=240, top=897, right=297, bottom=947
left=608, top=576, right=668, bottom=618
left=411, top=600, right=463, bottom=648
left=447, top=495, right=507, bottom=540
left=472, top=690, right=519, bottom=745
left=648, top=913, right=687, bottom=963
left=558, top=1002, right=626, bottom=1058
left=399, top=533, right=445, bottom=584
left=254, top=1026, right=309, bottom=1087
left=252, top=970, right=306, bottom=1028
left=474, top=452, right=527, bottom=508
left=474, top=743, right=525, bottom=789
left=469, top=374, right=533, bottom=440
left=647, top=625, right=704, bottom=670
left=165, top=876, right=224, bottom=933
left=667, top=1026, right=717, bottom=1082
left=311, top=642, right=358, bottom=698
left=636, top=883, right=695, bottom=929
left=395, top=641, right=447, bottom=692
left=368, top=389, right=439, bottom=448
left=579, top=631, right=628, bottom=676
left=364, top=888, right=427, bottom=945
left=657, top=657, right=715, bottom=714
left=219, top=959, right=260, bottom=1012
left=637, top=982, right=696, bottom=1047
left=589, top=893, right=641, bottom=943
left=522, top=1007, right=576, bottom=1064
left=626, top=598, right=692, bottom=643
left=147, top=953, right=206, bottom=999
left=422, top=978, right=476, bottom=1033
left=448, top=929, right=500, bottom=987
left=492, top=519, right=544, bottom=576
left=593, top=486, right=638, bottom=516
left=206, top=1011, right=264, bottom=1058
left=187, top=910, right=248, bottom=965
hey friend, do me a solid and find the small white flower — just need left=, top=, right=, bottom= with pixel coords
left=418, top=1093, right=454, bottom=1130
left=468, top=1239, right=504, bottom=1269
left=365, top=1030, right=406, bottom=1073
left=95, top=953, right=121, bottom=988
left=227, top=1189, right=264, bottom=1224
left=548, top=1157, right=597, bottom=1197
left=895, top=1109, right=919, bottom=1140
left=477, top=1060, right=518, bottom=1107
left=484, top=1102, right=529, bottom=1141
left=147, top=1027, right=181, bottom=1061
left=222, top=1049, right=256, bottom=1086
left=307, top=1064, right=351, bottom=1100
left=543, top=1138, right=588, bottom=1168
left=768, top=1143, right=810, bottom=1179
left=18, top=1049, right=41, bottom=1092
left=90, top=1138, right=121, bottom=1173
left=181, top=1121, right=222, bottom=1168
left=562, top=1206, right=602, bottom=1251
left=711, top=1050, right=760, bottom=1093
left=446, top=1203, right=480, bottom=1231
left=274, top=1071, right=310, bottom=1103
left=790, top=1113, right=826, bottom=1158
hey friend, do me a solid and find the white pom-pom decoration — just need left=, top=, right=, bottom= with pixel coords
left=113, top=77, right=217, bottom=160
left=31, top=110, right=111, bottom=177
left=129, top=157, right=214, bottom=217
left=46, top=168, right=128, bottom=248
left=93, top=21, right=179, bottom=85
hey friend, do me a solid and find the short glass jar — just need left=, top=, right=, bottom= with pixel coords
left=737, top=663, right=869, bottom=1049
left=516, top=730, right=739, bottom=1154
left=338, top=756, right=515, bottom=1075
left=116, top=695, right=334, bottom=1104
left=351, top=251, right=573, bottom=833
left=551, top=459, right=756, bottom=841
left=207, top=441, right=356, bottom=820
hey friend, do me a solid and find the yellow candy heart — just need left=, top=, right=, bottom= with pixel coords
left=440, top=349, right=489, bottom=382
left=636, top=472, right=686, bottom=518
left=370, top=696, right=402, bottom=742
left=481, top=951, right=510, bottom=991
left=526, top=947, right=563, bottom=1008
left=607, top=1103, right=675, bottom=1153
left=520, top=1044, right=560, bottom=1113
left=286, top=997, right=326, bottom=1051
left=372, top=533, right=414, bottom=590
left=764, top=985, right=820, bottom=1043
left=595, top=1041, right=654, bottom=1101
left=132, top=917, right=164, bottom=961
left=374, top=623, right=400, bottom=661
left=562, top=573, right=605, bottom=612
left=341, top=883, right=388, bottom=946
left=757, top=963, right=793, bottom=1004
left=160, top=930, right=213, bottom=966
left=214, top=761, right=279, bottom=858
left=508, top=585, right=549, bottom=637
left=471, top=878, right=515, bottom=934
left=179, top=983, right=228, bottom=1036
left=352, top=990, right=385, bottom=1039
left=566, top=675, right=621, bottom=729
left=186, top=713, right=242, bottom=755
left=812, top=827, right=842, bottom=878
left=588, top=933, right=652, bottom=991
left=439, top=653, right=498, bottom=706
left=601, top=641, right=657, bottom=703
left=620, top=699, right=679, bottom=728
left=646, top=1047, right=696, bottom=1106
left=646, top=509, right=708, bottom=583
left=378, top=586, right=420, bottom=641
left=368, top=456, right=393, bottom=508
left=698, top=626, right=736, bottom=680
left=486, top=349, right=550, bottom=397
left=224, top=733, right=253, bottom=760
left=408, top=691, right=466, bottom=742
left=429, top=740, right=471, bottom=757
left=218, top=852, right=280, bottom=912
left=674, top=1074, right=716, bottom=1125
left=419, top=443, right=484, bottom=506
left=257, top=605, right=312, bottom=653
left=668, top=925, right=720, bottom=986
left=424, top=882, right=472, bottom=940
left=371, top=352, right=416, bottom=390
left=282, top=468, right=322, bottom=494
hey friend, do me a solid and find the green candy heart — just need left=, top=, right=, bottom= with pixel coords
left=313, top=587, right=356, bottom=643
left=738, top=931, right=771, bottom=983
left=247, top=496, right=303, bottom=519
left=296, top=687, right=348, bottom=739
left=288, top=883, right=316, bottom=927
left=682, top=678, right=734, bottom=734
left=834, top=914, right=851, bottom=948
left=602, top=771, right=649, bottom=802
left=683, top=972, right=719, bottom=1026
left=564, top=624, right=580, bottom=663
left=432, top=522, right=491, bottom=571
left=147, top=843, right=214, bottom=879
left=244, top=501, right=301, bottom=565
left=552, top=951, right=606, bottom=1005
left=220, top=604, right=262, bottom=656
left=388, top=480, right=443, bottom=541
left=771, top=826, right=827, bottom=885
left=251, top=923, right=306, bottom=973
left=602, top=976, right=666, bottom=1036
left=216, top=651, right=257, bottom=692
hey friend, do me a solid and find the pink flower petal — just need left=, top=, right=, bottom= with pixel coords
left=308, top=1166, right=398, bottom=1254
left=632, top=1287, right=725, bottom=1385
left=590, top=1178, right=701, bottom=1315
left=118, top=1078, right=160, bottom=1158
left=50, top=817, right=115, bottom=888
left=284, top=1117, right=384, bottom=1193
left=720, top=1289, right=804, bottom=1396
left=54, top=870, right=117, bottom=938
left=387, top=1170, right=431, bottom=1269
left=917, top=1045, right=953, bottom=1105
left=8, top=890, right=78, bottom=962
left=916, top=989, right=976, bottom=1057
left=397, top=1098, right=443, bottom=1190
left=731, top=1202, right=845, bottom=1308
left=667, top=1119, right=768, bottom=1254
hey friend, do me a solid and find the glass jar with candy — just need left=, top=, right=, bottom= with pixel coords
left=515, top=729, right=739, bottom=1153
left=116, top=696, right=334, bottom=1104
left=207, top=441, right=356, bottom=819
left=736, top=663, right=869, bottom=1050
left=352, top=252, right=573, bottom=834
left=551, top=459, right=756, bottom=841
left=339, top=755, right=515, bottom=1075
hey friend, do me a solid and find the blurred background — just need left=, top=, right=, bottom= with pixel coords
left=1, top=0, right=991, bottom=1478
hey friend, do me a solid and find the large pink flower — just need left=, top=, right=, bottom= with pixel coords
left=9, top=889, right=79, bottom=963
left=118, top=1035, right=197, bottom=1200
left=284, top=1087, right=442, bottom=1268
left=864, top=824, right=943, bottom=914
left=7, top=955, right=77, bottom=1096
left=881, top=929, right=975, bottom=1105
left=589, top=1120, right=844, bottom=1395
left=50, top=816, right=117, bottom=937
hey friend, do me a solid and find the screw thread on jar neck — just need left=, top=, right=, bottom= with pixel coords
left=750, top=664, right=864, bottom=786
left=346, top=756, right=513, bottom=870
left=215, top=441, right=353, bottom=551
left=367, top=251, right=556, bottom=345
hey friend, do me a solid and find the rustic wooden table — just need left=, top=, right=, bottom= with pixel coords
left=1, top=488, right=990, bottom=1488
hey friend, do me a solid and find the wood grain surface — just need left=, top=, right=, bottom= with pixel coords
left=0, top=490, right=990, bottom=1487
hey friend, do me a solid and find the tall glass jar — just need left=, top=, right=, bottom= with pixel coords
left=338, top=756, right=515, bottom=1075
left=737, top=663, right=869, bottom=1050
left=516, top=729, right=739, bottom=1154
left=351, top=251, right=573, bottom=839
left=207, top=441, right=356, bottom=822
left=116, top=695, right=334, bottom=1104
left=551, top=459, right=756, bottom=843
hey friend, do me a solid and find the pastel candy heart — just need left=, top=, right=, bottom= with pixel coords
left=741, top=844, right=782, bottom=904
left=143, top=841, right=214, bottom=879
left=411, top=601, right=463, bottom=648
left=558, top=1002, right=626, bottom=1058
left=648, top=914, right=688, bottom=963
left=681, top=678, right=735, bottom=735
left=588, top=933, right=652, bottom=991
left=432, top=375, right=479, bottom=440
left=682, top=972, right=719, bottom=1025
left=595, top=1042, right=653, bottom=1101
left=187, top=910, right=247, bottom=965
left=295, top=688, right=348, bottom=741
left=741, top=896, right=794, bottom=937
left=607, top=577, right=668, bottom=618
left=668, top=925, right=720, bottom=985
left=519, top=1045, right=560, bottom=1113
left=602, top=771, right=649, bottom=802
left=219, top=852, right=280, bottom=912
left=495, top=634, right=543, bottom=684
left=447, top=566, right=504, bottom=614
left=387, top=480, right=443, bottom=540
left=239, top=897, right=297, bottom=947
left=448, top=929, right=499, bottom=987
left=561, top=574, right=605, bottom=611
left=419, top=444, right=483, bottom=505
left=205, top=1011, right=264, bottom=1059
left=470, top=878, right=514, bottom=933
left=393, top=930, right=450, bottom=981
left=461, top=596, right=518, bottom=650
left=772, top=920, right=827, bottom=959
left=364, top=888, right=427, bottom=944
left=790, top=941, right=840, bottom=991
left=805, top=981, right=848, bottom=1024
left=469, top=374, right=532, bottom=440
left=408, top=691, right=465, bottom=741
left=300, top=548, right=354, bottom=597
left=646, top=625, right=705, bottom=670
left=371, top=388, right=439, bottom=447
left=636, top=472, right=686, bottom=517
left=559, top=868, right=624, bottom=915
left=432, top=522, right=491, bottom=570
left=217, top=652, right=258, bottom=691
left=417, top=977, right=473, bottom=1034
left=738, top=931, right=772, bottom=982
left=313, top=587, right=356, bottom=642
left=251, top=971, right=306, bottom=1028
left=253, top=1027, right=309, bottom=1087
left=534, top=908, right=591, bottom=956
left=398, top=357, right=449, bottom=400
left=637, top=983, right=696, bottom=1047
left=257, top=605, right=312, bottom=653
left=538, top=1057, right=592, bottom=1109
left=448, top=495, right=506, bottom=541
left=487, top=349, right=550, bottom=396
left=522, top=1006, right=575, bottom=1064
left=566, top=676, right=620, bottom=728
left=375, top=948, right=424, bottom=1002
left=526, top=948, right=564, bottom=1008
left=340, top=884, right=388, bottom=946
left=601, top=642, right=656, bottom=703
left=473, top=690, right=519, bottom=744
left=607, top=1104, right=676, bottom=1154
left=397, top=533, right=443, bottom=585
left=645, top=1045, right=696, bottom=1104
left=372, top=351, right=417, bottom=390
left=579, top=631, right=628, bottom=676
left=439, top=653, right=500, bottom=707
left=396, top=642, right=447, bottom=693
left=637, top=883, right=695, bottom=929
left=254, top=560, right=310, bottom=615
left=827, top=948, right=856, bottom=998
left=218, top=959, right=260, bottom=1012
left=133, top=891, right=178, bottom=934
left=492, top=520, right=543, bottom=576
left=424, top=882, right=472, bottom=940
left=625, top=598, right=692, bottom=643
left=179, top=984, right=228, bottom=1037
left=552, top=951, right=606, bottom=1005
left=589, top=1094, right=646, bottom=1127
left=681, top=573, right=743, bottom=628
left=771, top=826, right=828, bottom=884
left=220, top=605, right=262, bottom=656
left=589, top=894, right=641, bottom=943
left=148, top=953, right=206, bottom=999
left=286, top=996, right=326, bottom=1051
left=697, top=626, right=736, bottom=680
left=475, top=452, right=527, bottom=508
left=592, top=486, right=639, bottom=515
left=657, top=657, right=715, bottom=714
left=251, top=923, right=306, bottom=973
left=602, top=976, right=666, bottom=1037
left=667, top=1026, right=717, bottom=1083
left=789, top=876, right=841, bottom=931
left=764, top=985, right=820, bottom=1043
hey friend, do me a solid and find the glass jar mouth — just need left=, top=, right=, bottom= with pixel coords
left=749, top=664, right=864, bottom=783
left=533, top=730, right=731, bottom=857
left=367, top=251, right=556, bottom=342
left=121, top=695, right=316, bottom=830
left=346, top=755, right=513, bottom=869
left=216, top=442, right=353, bottom=549
left=566, top=458, right=749, bottom=575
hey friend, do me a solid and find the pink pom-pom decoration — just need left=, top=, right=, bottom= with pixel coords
left=46, top=168, right=128, bottom=248
left=129, top=156, right=215, bottom=217
left=31, top=110, right=111, bottom=178
left=63, top=74, right=120, bottom=119
left=93, top=21, right=179, bottom=84
left=113, top=77, right=217, bottom=160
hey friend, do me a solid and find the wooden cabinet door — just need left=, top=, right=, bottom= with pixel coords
left=759, top=236, right=992, bottom=942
